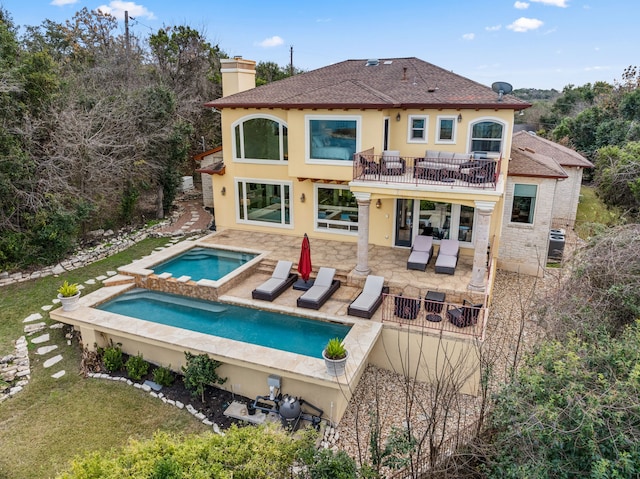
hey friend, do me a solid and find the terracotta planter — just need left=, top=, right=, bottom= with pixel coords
left=58, top=292, right=80, bottom=311
left=322, top=349, right=349, bottom=376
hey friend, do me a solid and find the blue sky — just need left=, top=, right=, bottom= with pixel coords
left=0, top=0, right=635, bottom=90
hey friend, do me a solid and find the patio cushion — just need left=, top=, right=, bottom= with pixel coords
left=255, top=277, right=286, bottom=294
left=314, top=267, right=336, bottom=287
left=272, top=260, right=293, bottom=280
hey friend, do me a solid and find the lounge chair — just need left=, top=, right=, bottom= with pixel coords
left=347, top=275, right=388, bottom=319
left=434, top=239, right=459, bottom=275
left=296, top=267, right=341, bottom=310
left=446, top=300, right=482, bottom=327
left=252, top=260, right=298, bottom=301
left=407, top=235, right=433, bottom=271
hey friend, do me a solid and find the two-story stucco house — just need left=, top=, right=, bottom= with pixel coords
left=204, top=56, right=530, bottom=295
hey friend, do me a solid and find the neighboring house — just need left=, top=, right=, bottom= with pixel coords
left=194, top=146, right=224, bottom=208
left=498, top=131, right=594, bottom=276
left=204, top=56, right=530, bottom=292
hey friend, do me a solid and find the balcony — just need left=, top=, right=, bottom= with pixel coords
left=352, top=148, right=501, bottom=190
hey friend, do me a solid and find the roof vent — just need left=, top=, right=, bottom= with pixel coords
left=383, top=60, right=393, bottom=65
left=365, top=59, right=379, bottom=67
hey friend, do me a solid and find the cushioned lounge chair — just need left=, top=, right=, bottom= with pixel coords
left=296, top=267, right=341, bottom=310
left=347, top=275, right=388, bottom=319
left=381, top=150, right=406, bottom=175
left=434, top=239, right=459, bottom=274
left=446, top=300, right=482, bottom=327
left=251, top=260, right=298, bottom=301
left=407, top=235, right=433, bottom=271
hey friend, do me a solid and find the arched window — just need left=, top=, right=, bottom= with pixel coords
left=470, top=120, right=504, bottom=154
left=234, top=116, right=288, bottom=161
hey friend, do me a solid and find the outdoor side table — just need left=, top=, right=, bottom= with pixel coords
left=425, top=290, right=446, bottom=322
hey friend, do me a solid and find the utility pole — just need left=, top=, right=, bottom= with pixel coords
left=290, top=45, right=294, bottom=76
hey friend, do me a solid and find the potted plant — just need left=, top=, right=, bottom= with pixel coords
left=322, top=337, right=349, bottom=376
left=57, top=280, right=80, bottom=311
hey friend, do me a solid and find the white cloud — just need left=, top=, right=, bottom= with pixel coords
left=462, top=33, right=475, bottom=40
left=514, top=1, right=530, bottom=9
left=316, top=18, right=331, bottom=23
left=530, top=0, right=569, bottom=6
left=585, top=65, right=610, bottom=72
left=257, top=36, right=284, bottom=48
left=96, top=2, right=156, bottom=20
left=507, top=17, right=544, bottom=32
left=50, top=0, right=78, bottom=5
left=485, top=24, right=502, bottom=31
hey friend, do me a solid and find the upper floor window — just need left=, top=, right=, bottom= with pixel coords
left=436, top=116, right=456, bottom=144
left=233, top=116, right=288, bottom=162
left=470, top=120, right=504, bottom=154
left=307, top=116, right=359, bottom=163
left=511, top=184, right=537, bottom=224
left=408, top=115, right=428, bottom=143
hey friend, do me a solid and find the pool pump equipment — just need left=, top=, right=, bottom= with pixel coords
left=251, top=375, right=323, bottom=431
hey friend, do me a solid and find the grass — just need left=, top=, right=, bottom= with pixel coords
left=0, top=236, right=210, bottom=479
left=574, top=185, right=625, bottom=240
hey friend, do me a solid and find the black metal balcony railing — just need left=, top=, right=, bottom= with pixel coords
left=380, top=293, right=486, bottom=339
left=352, top=149, right=501, bottom=190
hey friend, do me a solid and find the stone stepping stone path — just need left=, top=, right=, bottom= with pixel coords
left=23, top=313, right=43, bottom=323
left=31, top=333, right=50, bottom=344
left=36, top=345, right=58, bottom=355
left=43, top=355, right=63, bottom=368
left=85, top=279, right=96, bottom=285
left=51, top=370, right=66, bottom=379
left=41, top=305, right=53, bottom=311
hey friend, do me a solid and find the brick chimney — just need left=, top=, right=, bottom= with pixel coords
left=220, top=56, right=256, bottom=97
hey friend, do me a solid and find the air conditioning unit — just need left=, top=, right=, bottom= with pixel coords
left=548, top=234, right=565, bottom=260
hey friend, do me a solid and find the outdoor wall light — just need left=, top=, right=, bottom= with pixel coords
left=300, top=193, right=306, bottom=203
left=221, top=186, right=226, bottom=195
left=457, top=113, right=463, bottom=123
left=396, top=113, right=401, bottom=122
left=376, top=199, right=382, bottom=209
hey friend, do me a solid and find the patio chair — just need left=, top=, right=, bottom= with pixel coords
left=297, top=267, right=341, bottom=310
left=347, top=275, right=388, bottom=319
left=407, top=235, right=433, bottom=271
left=434, top=239, right=459, bottom=275
left=381, top=150, right=406, bottom=175
left=358, top=154, right=380, bottom=176
left=394, top=293, right=421, bottom=320
left=252, top=260, right=298, bottom=301
left=446, top=300, right=483, bottom=328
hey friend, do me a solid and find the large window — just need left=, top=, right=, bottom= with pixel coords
left=511, top=184, right=537, bottom=224
left=234, top=116, right=288, bottom=162
left=307, top=116, right=359, bottom=162
left=470, top=120, right=504, bottom=154
left=416, top=201, right=474, bottom=244
left=237, top=180, right=291, bottom=227
left=315, top=186, right=358, bottom=233
left=408, top=115, right=428, bottom=143
left=436, top=116, right=456, bottom=143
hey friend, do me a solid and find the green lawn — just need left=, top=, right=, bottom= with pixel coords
left=0, top=237, right=209, bottom=479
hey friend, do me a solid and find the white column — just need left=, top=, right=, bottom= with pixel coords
left=468, top=200, right=495, bottom=292
left=353, top=192, right=372, bottom=276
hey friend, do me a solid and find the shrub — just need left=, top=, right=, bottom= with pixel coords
left=101, top=343, right=124, bottom=373
left=152, top=365, right=174, bottom=386
left=323, top=338, right=346, bottom=360
left=182, top=352, right=227, bottom=402
left=125, top=354, right=149, bottom=381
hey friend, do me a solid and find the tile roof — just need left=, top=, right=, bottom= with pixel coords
left=508, top=146, right=568, bottom=179
left=205, top=57, right=531, bottom=110
left=512, top=131, right=594, bottom=168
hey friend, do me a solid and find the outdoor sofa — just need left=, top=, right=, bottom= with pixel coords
left=251, top=260, right=298, bottom=301
left=347, top=275, right=388, bottom=319
left=296, top=267, right=341, bottom=310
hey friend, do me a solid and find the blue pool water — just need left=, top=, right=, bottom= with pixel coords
left=98, top=289, right=351, bottom=359
left=152, top=247, right=256, bottom=282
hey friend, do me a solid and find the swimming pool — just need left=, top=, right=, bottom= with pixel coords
left=152, top=247, right=257, bottom=282
left=98, top=289, right=351, bottom=359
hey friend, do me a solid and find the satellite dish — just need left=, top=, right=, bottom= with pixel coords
left=492, top=81, right=513, bottom=101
